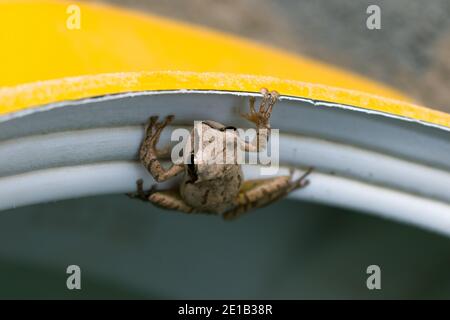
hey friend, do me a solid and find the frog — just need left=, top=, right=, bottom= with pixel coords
left=130, top=88, right=311, bottom=220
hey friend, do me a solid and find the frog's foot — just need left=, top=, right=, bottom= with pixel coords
left=288, top=167, right=313, bottom=191
left=242, top=88, right=279, bottom=129
left=126, top=179, right=157, bottom=202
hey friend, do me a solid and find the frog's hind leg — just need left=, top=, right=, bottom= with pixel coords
left=128, top=179, right=195, bottom=213
left=223, top=168, right=312, bottom=220
left=149, top=189, right=196, bottom=214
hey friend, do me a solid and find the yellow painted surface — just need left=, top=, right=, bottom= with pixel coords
left=1, top=71, right=450, bottom=128
left=0, top=0, right=449, bottom=129
left=0, top=0, right=407, bottom=97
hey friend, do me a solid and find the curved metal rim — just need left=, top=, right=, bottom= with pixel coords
left=0, top=127, right=449, bottom=203
left=1, top=161, right=449, bottom=237
left=0, top=90, right=449, bottom=237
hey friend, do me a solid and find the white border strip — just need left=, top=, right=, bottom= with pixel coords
left=0, top=161, right=449, bottom=236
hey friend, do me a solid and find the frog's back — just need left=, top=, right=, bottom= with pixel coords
left=180, top=164, right=243, bottom=214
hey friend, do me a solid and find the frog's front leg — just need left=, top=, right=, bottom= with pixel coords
left=140, top=115, right=184, bottom=182
left=223, top=168, right=312, bottom=220
left=240, top=88, right=279, bottom=153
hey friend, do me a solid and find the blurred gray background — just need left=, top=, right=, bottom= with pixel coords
left=1, top=0, right=449, bottom=299
left=97, top=0, right=450, bottom=112
left=2, top=196, right=450, bottom=299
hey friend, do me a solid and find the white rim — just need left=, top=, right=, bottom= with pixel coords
left=0, top=90, right=449, bottom=236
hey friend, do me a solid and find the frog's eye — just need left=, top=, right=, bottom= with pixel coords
left=187, top=152, right=198, bottom=183
left=202, top=120, right=228, bottom=130
left=220, top=126, right=237, bottom=131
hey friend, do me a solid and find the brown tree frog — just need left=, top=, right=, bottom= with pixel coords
left=130, top=88, right=311, bottom=220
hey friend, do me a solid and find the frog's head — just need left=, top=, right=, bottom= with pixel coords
left=201, top=120, right=236, bottom=132
left=187, top=121, right=238, bottom=182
